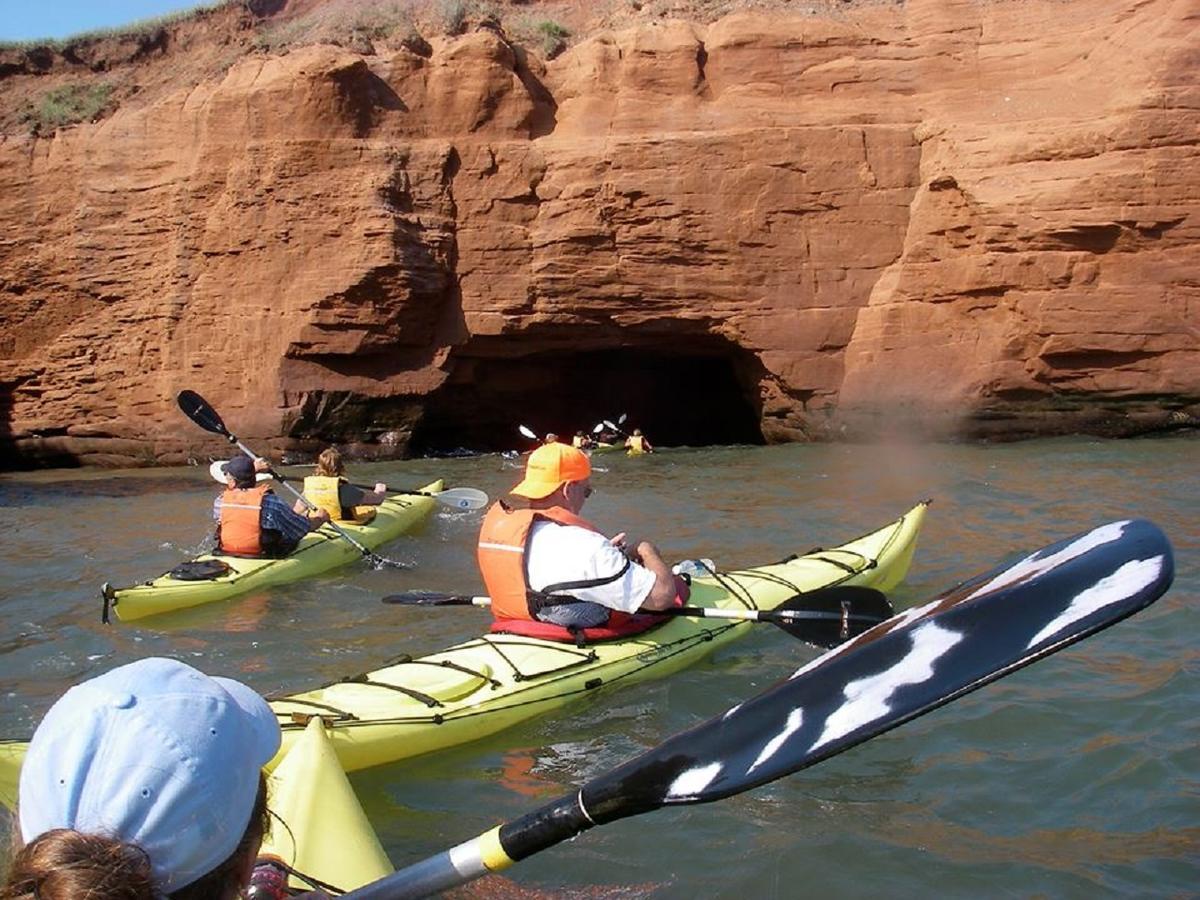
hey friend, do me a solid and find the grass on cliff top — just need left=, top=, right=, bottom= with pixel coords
left=252, top=1, right=576, bottom=58
left=0, top=1, right=228, bottom=50
left=0, top=0, right=569, bottom=57
left=23, top=83, right=114, bottom=132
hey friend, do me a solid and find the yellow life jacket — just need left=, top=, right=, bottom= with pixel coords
left=303, top=475, right=345, bottom=520
left=626, top=434, right=647, bottom=455
left=302, top=475, right=376, bottom=524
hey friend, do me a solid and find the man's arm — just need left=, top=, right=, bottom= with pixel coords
left=262, top=493, right=327, bottom=543
left=628, top=541, right=676, bottom=610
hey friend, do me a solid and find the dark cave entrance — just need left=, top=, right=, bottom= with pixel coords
left=410, top=344, right=766, bottom=455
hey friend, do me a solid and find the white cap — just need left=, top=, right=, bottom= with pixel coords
left=18, top=657, right=281, bottom=892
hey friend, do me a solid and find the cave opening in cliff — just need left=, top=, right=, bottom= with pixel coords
left=410, top=347, right=766, bottom=455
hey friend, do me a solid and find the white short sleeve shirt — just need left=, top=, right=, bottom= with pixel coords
left=525, top=520, right=657, bottom=614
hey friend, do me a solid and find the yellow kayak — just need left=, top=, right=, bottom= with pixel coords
left=103, top=481, right=443, bottom=621
left=260, top=717, right=392, bottom=893
left=266, top=501, right=928, bottom=774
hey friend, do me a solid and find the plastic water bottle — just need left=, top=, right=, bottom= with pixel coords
left=673, top=558, right=715, bottom=578
left=246, top=856, right=289, bottom=900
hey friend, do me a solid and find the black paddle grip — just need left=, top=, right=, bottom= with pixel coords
left=497, top=794, right=594, bottom=862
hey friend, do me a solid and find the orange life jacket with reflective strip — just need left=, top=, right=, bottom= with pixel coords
left=478, top=502, right=625, bottom=621
left=218, top=483, right=270, bottom=556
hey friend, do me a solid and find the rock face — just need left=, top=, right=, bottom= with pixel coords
left=0, top=0, right=1197, bottom=467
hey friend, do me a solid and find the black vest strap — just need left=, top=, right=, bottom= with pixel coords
left=528, top=558, right=632, bottom=612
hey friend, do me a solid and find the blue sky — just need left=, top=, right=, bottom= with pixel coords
left=0, top=1, right=211, bottom=41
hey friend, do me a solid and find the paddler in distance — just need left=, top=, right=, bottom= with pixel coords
left=214, top=455, right=328, bottom=558
left=625, top=427, right=653, bottom=455
left=4, top=657, right=282, bottom=900
left=572, top=430, right=597, bottom=450
left=293, top=446, right=388, bottom=525
left=477, top=442, right=678, bottom=632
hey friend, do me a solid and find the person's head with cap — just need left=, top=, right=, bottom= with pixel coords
left=7, top=657, right=281, bottom=900
left=222, top=455, right=257, bottom=489
left=543, top=433, right=559, bottom=444
left=511, top=442, right=593, bottom=512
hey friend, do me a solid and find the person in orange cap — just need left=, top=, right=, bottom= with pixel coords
left=476, top=442, right=677, bottom=630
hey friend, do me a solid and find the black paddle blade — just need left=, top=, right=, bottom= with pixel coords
left=565, top=518, right=1173, bottom=831
left=381, top=591, right=469, bottom=606
left=777, top=586, right=893, bottom=648
left=177, top=390, right=229, bottom=437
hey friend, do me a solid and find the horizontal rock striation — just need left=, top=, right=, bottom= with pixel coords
left=0, top=0, right=1197, bottom=467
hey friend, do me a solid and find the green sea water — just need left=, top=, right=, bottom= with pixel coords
left=1, top=436, right=1196, bottom=898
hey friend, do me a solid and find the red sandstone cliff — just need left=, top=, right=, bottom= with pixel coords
left=0, top=0, right=1196, bottom=467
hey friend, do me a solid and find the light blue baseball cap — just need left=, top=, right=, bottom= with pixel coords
left=18, top=657, right=281, bottom=892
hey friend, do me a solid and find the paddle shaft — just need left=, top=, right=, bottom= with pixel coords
left=383, top=593, right=882, bottom=628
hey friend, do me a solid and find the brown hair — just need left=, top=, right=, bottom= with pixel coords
left=2, top=774, right=269, bottom=900
left=314, top=447, right=344, bottom=478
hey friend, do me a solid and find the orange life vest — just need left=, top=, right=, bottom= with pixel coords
left=477, top=502, right=627, bottom=621
left=218, top=484, right=271, bottom=556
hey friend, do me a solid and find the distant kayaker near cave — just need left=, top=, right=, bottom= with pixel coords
left=572, top=430, right=597, bottom=450
left=294, top=446, right=388, bottom=524
left=477, top=442, right=678, bottom=633
left=214, top=455, right=327, bottom=558
left=625, top=428, right=653, bottom=455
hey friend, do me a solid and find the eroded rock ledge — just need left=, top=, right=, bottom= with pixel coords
left=1, top=0, right=1197, bottom=467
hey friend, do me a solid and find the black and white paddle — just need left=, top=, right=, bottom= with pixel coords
left=347, top=517, right=1174, bottom=899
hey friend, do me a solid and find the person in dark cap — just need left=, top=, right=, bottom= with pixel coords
left=212, top=455, right=328, bottom=558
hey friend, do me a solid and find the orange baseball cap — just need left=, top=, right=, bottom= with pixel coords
left=511, top=442, right=592, bottom=499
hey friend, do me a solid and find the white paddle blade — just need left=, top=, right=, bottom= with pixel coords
left=518, top=425, right=538, bottom=440
left=433, top=488, right=489, bottom=511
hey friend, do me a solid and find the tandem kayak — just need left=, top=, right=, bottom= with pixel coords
left=259, top=717, right=392, bottom=894
left=266, top=501, right=929, bottom=774
left=102, top=480, right=444, bottom=622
